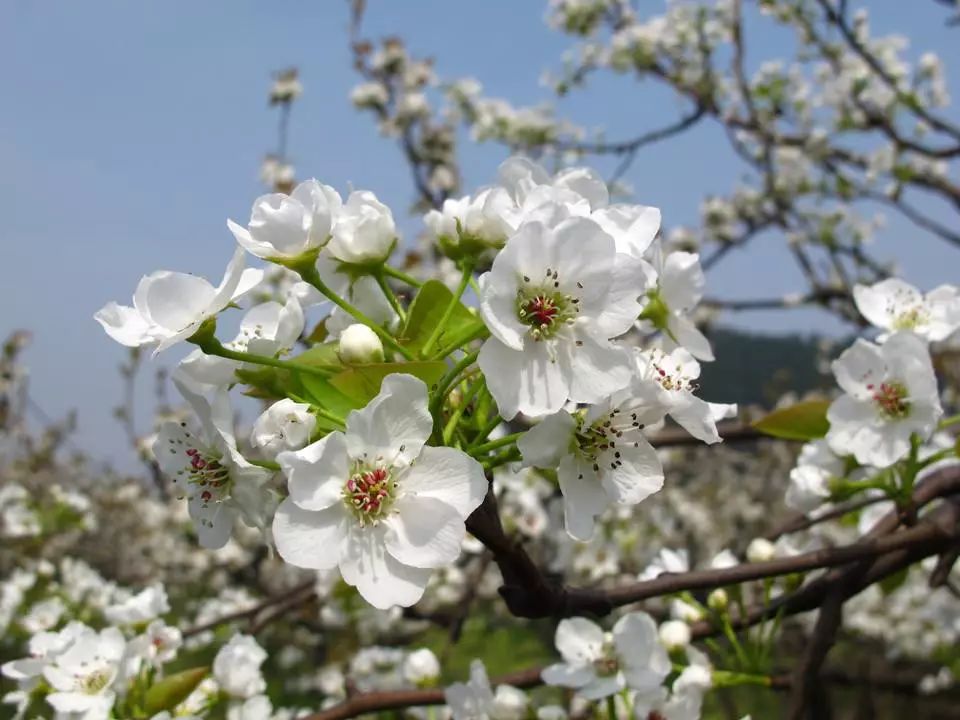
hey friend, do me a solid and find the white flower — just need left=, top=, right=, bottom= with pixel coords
left=639, top=548, right=689, bottom=580
left=153, top=378, right=274, bottom=548
left=478, top=216, right=645, bottom=419
left=228, top=180, right=342, bottom=260
left=251, top=399, right=316, bottom=459
left=591, top=203, right=661, bottom=259
left=519, top=386, right=665, bottom=541
left=403, top=648, right=440, bottom=686
left=179, top=296, right=304, bottom=387
left=339, top=324, right=386, bottom=364
left=424, top=188, right=517, bottom=260
left=541, top=613, right=670, bottom=699
left=327, top=191, right=397, bottom=265
left=826, top=333, right=942, bottom=467
left=104, top=583, right=169, bottom=625
left=640, top=245, right=714, bottom=361
left=272, top=374, right=487, bottom=608
left=492, top=685, right=528, bottom=720
left=20, top=597, right=65, bottom=634
left=786, top=440, right=844, bottom=513
left=853, top=278, right=960, bottom=343
left=213, top=635, right=267, bottom=700
left=226, top=695, right=273, bottom=720
left=445, top=660, right=495, bottom=720
left=96, top=248, right=263, bottom=353
left=634, top=348, right=734, bottom=444
left=43, top=626, right=126, bottom=720
left=633, top=647, right=711, bottom=720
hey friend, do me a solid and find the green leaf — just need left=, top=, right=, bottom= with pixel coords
left=143, top=667, right=209, bottom=716
left=752, top=399, right=831, bottom=441
left=330, top=361, right=448, bottom=405
left=400, top=280, right=483, bottom=357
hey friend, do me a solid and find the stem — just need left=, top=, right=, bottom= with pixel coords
left=315, top=407, right=346, bottom=429
left=429, top=350, right=480, bottom=443
left=605, top=695, right=617, bottom=720
left=194, top=338, right=337, bottom=377
left=298, top=264, right=414, bottom=360
left=383, top=264, right=423, bottom=288
left=482, top=447, right=521, bottom=470
left=435, top=324, right=490, bottom=361
left=443, top=378, right=485, bottom=445
left=421, top=263, right=474, bottom=359
left=250, top=458, right=281, bottom=471
left=469, top=432, right=524, bottom=457
left=472, top=412, right=504, bottom=448
left=373, top=270, right=406, bottom=324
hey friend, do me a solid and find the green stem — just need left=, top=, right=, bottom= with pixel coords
left=314, top=407, right=346, bottom=428
left=443, top=378, right=485, bottom=445
left=605, top=695, right=618, bottom=720
left=373, top=270, right=406, bottom=324
left=383, top=264, right=423, bottom=288
left=469, top=431, right=524, bottom=457
left=472, top=412, right=504, bottom=448
left=432, top=351, right=479, bottom=411
left=482, top=447, right=521, bottom=470
left=194, top=338, right=336, bottom=377
left=938, top=412, right=960, bottom=429
left=435, top=324, right=490, bottom=361
left=421, top=263, right=474, bottom=359
left=298, top=263, right=413, bottom=360
left=250, top=458, right=281, bottom=471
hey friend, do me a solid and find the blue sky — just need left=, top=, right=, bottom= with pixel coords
left=1, top=1, right=958, bottom=469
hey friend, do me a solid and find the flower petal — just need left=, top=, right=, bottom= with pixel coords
left=279, top=432, right=350, bottom=511
left=339, top=524, right=432, bottom=608
left=345, top=374, right=433, bottom=466
left=518, top=411, right=576, bottom=469
left=272, top=498, right=346, bottom=570
left=383, top=495, right=465, bottom=568
left=401, top=446, right=487, bottom=518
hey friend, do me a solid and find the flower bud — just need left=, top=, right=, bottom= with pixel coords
left=658, top=620, right=692, bottom=651
left=328, top=191, right=396, bottom=265
left=338, top=324, right=385, bottom=364
left=402, top=648, right=440, bottom=687
left=707, top=588, right=728, bottom=611
left=746, top=538, right=776, bottom=563
left=493, top=685, right=529, bottom=720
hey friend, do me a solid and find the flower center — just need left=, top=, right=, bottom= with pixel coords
left=572, top=409, right=647, bottom=474
left=77, top=668, right=112, bottom=695
left=892, top=305, right=928, bottom=331
left=592, top=643, right=620, bottom=677
left=516, top=269, right=580, bottom=341
left=868, top=381, right=911, bottom=419
left=651, top=355, right=697, bottom=393
left=343, top=464, right=396, bottom=526
left=183, top=447, right=230, bottom=504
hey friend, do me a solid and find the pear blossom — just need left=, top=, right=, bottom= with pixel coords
left=786, top=440, right=845, bottom=513
left=2, top=621, right=88, bottom=696
left=42, top=625, right=126, bottom=720
left=632, top=647, right=712, bottom=720
left=658, top=620, right=692, bottom=650
left=519, top=385, right=666, bottom=541
left=153, top=378, right=274, bottom=548
left=103, top=583, right=169, bottom=625
left=271, top=374, right=487, bottom=608
left=634, top=347, right=735, bottom=444
left=424, top=187, right=517, bottom=261
left=95, top=247, right=263, bottom=353
left=227, top=695, right=273, bottom=720
left=227, top=179, right=342, bottom=260
left=250, top=399, right=316, bottom=459
left=445, top=659, right=527, bottom=720
left=213, top=634, right=267, bottom=700
left=853, top=278, right=960, bottom=343
left=541, top=613, right=670, bottom=699
left=826, top=332, right=942, bottom=467
left=178, top=295, right=304, bottom=387
left=639, top=244, right=714, bottom=362
left=327, top=190, right=397, bottom=265
left=478, top=216, right=646, bottom=419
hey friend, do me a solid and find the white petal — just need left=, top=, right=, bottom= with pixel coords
left=189, top=495, right=237, bottom=549
left=832, top=339, right=885, bottom=398
left=599, top=440, right=663, bottom=505
left=518, top=411, right=576, bottom=468
left=272, top=498, right=346, bottom=570
left=133, top=271, right=215, bottom=333
left=339, top=525, right=431, bottom=608
left=667, top=315, right=714, bottom=362
left=94, top=302, right=156, bottom=347
left=279, top=432, right=349, bottom=511
left=383, top=495, right=465, bottom=568
left=590, top=253, right=646, bottom=338
left=554, top=166, right=609, bottom=210
left=613, top=613, right=670, bottom=691
left=541, top=662, right=596, bottom=689
left=401, top=446, right=487, bottom=518
left=660, top=252, right=704, bottom=311
left=555, top=617, right=605, bottom=663
left=345, top=374, right=433, bottom=466
left=669, top=394, right=721, bottom=444
left=177, top=349, right=238, bottom=387
left=558, top=455, right=610, bottom=541
left=562, top=336, right=633, bottom=405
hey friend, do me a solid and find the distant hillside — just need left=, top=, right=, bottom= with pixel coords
left=697, top=327, right=837, bottom=408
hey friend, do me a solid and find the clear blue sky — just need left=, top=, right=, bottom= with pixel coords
left=1, top=1, right=958, bottom=469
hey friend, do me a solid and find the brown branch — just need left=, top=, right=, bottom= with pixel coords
left=182, top=579, right=314, bottom=638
